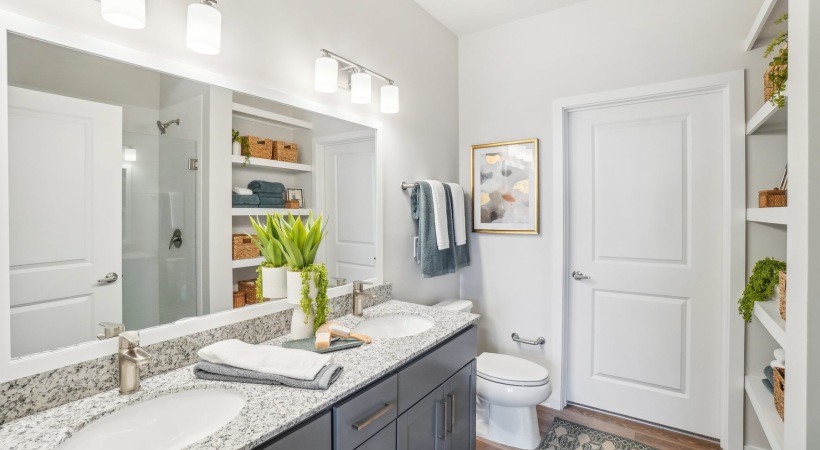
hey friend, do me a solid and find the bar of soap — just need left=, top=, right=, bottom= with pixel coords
left=315, top=332, right=331, bottom=349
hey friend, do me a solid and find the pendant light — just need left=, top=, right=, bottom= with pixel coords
left=350, top=71, right=372, bottom=105
left=380, top=83, right=400, bottom=114
left=187, top=0, right=222, bottom=55
left=314, top=55, right=339, bottom=93
left=101, top=0, right=146, bottom=29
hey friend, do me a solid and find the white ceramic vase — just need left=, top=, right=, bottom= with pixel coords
left=232, top=141, right=242, bottom=156
left=261, top=266, right=287, bottom=299
left=287, top=270, right=317, bottom=305
left=290, top=306, right=315, bottom=339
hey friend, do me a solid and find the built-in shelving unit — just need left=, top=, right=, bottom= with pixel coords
left=230, top=155, right=312, bottom=172
left=232, top=102, right=313, bottom=130
left=232, top=257, right=264, bottom=269
left=746, top=95, right=788, bottom=135
left=746, top=207, right=788, bottom=225
left=754, top=300, right=787, bottom=349
left=745, top=376, right=785, bottom=450
left=232, top=208, right=311, bottom=217
left=744, top=0, right=788, bottom=51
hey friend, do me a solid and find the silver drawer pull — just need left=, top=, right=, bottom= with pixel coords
left=446, top=394, right=455, bottom=433
left=352, top=402, right=394, bottom=431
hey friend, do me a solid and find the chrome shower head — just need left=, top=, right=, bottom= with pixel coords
left=157, top=119, right=180, bottom=135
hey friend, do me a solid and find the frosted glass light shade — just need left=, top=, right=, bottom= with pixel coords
left=351, top=72, right=372, bottom=104
left=315, top=57, right=339, bottom=93
left=381, top=84, right=400, bottom=113
left=123, top=146, right=137, bottom=162
left=101, top=0, right=145, bottom=29
left=187, top=2, right=222, bottom=55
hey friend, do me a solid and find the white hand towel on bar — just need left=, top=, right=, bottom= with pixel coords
left=445, top=183, right=467, bottom=246
left=423, top=180, right=450, bottom=250
left=233, top=187, right=253, bottom=196
left=198, top=339, right=332, bottom=380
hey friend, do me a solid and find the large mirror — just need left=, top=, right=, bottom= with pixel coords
left=6, top=33, right=379, bottom=359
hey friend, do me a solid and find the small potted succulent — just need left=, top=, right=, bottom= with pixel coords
left=249, top=213, right=288, bottom=301
left=738, top=257, right=786, bottom=322
left=271, top=212, right=329, bottom=337
left=232, top=129, right=242, bottom=156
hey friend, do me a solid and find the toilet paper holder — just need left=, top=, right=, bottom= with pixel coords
left=511, top=333, right=545, bottom=346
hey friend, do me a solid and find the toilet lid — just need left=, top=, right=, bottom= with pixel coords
left=477, top=352, right=549, bottom=387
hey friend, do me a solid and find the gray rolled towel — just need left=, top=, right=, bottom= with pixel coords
left=193, top=361, right=342, bottom=390
left=247, top=180, right=286, bottom=194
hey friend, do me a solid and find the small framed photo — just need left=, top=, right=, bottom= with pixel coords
left=471, top=139, right=539, bottom=234
left=287, top=188, right=304, bottom=208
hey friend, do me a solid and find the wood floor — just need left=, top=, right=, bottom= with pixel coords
left=476, top=404, right=721, bottom=450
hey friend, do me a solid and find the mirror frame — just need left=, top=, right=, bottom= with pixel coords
left=0, top=11, right=384, bottom=383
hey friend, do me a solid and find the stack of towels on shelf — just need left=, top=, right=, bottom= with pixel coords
left=410, top=180, right=470, bottom=278
left=193, top=339, right=343, bottom=390
left=232, top=187, right=259, bottom=207
left=761, top=347, right=785, bottom=393
left=248, top=180, right=286, bottom=208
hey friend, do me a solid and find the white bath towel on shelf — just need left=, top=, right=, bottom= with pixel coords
left=423, top=180, right=450, bottom=250
left=445, top=183, right=467, bottom=246
left=198, top=339, right=332, bottom=381
left=232, top=187, right=253, bottom=196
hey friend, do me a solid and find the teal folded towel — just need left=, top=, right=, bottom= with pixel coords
left=258, top=199, right=286, bottom=207
left=410, top=181, right=470, bottom=278
left=257, top=193, right=286, bottom=199
left=232, top=192, right=260, bottom=206
left=193, top=361, right=342, bottom=390
left=248, top=180, right=286, bottom=194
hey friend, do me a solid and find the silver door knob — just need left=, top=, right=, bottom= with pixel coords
left=97, top=272, right=119, bottom=283
left=572, top=270, right=590, bottom=281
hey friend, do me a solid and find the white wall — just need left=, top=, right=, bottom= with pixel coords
left=458, top=0, right=768, bottom=441
left=0, top=0, right=461, bottom=303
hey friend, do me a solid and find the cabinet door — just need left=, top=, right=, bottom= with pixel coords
left=397, top=385, right=446, bottom=450
left=443, top=360, right=476, bottom=450
left=256, top=411, right=332, bottom=450
left=355, top=421, right=397, bottom=450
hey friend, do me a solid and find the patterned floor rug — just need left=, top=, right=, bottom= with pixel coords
left=538, top=418, right=659, bottom=450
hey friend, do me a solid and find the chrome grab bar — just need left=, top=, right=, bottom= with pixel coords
left=511, top=333, right=545, bottom=346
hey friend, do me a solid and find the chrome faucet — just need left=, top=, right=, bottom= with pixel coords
left=352, top=281, right=374, bottom=317
left=118, top=331, right=152, bottom=395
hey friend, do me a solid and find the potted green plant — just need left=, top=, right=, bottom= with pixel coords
left=232, top=129, right=242, bottom=156
left=764, top=14, right=788, bottom=109
left=738, top=257, right=786, bottom=322
left=271, top=212, right=329, bottom=337
left=249, top=213, right=288, bottom=301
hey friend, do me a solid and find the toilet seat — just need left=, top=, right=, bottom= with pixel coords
left=477, top=352, right=549, bottom=387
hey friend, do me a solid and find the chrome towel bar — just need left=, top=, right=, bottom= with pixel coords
left=401, top=181, right=416, bottom=190
left=511, top=333, right=545, bottom=346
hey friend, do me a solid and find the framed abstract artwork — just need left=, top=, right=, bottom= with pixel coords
left=471, top=139, right=539, bottom=234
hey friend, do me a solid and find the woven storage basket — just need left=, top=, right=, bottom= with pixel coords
left=240, top=136, right=274, bottom=159
left=764, top=64, right=787, bottom=102
left=779, top=271, right=787, bottom=320
left=759, top=189, right=787, bottom=208
left=233, top=291, right=246, bottom=309
left=774, top=366, right=785, bottom=420
left=238, top=279, right=259, bottom=304
left=232, top=234, right=259, bottom=260
left=272, top=141, right=298, bottom=163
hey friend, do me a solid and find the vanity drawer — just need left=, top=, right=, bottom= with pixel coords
left=397, top=325, right=477, bottom=414
left=355, top=421, right=397, bottom=450
left=256, top=410, right=331, bottom=450
left=333, top=374, right=398, bottom=450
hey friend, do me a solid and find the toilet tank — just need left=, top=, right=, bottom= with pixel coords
left=433, top=298, right=474, bottom=313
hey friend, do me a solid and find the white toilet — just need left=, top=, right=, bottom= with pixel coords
left=433, top=299, right=552, bottom=450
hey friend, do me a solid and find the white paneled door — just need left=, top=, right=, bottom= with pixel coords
left=8, top=87, right=122, bottom=357
left=566, top=91, right=725, bottom=437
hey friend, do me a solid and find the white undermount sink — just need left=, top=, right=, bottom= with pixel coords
left=354, top=315, right=434, bottom=338
left=58, top=388, right=246, bottom=450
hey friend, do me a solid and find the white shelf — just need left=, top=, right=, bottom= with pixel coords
left=745, top=376, right=784, bottom=450
left=232, top=103, right=313, bottom=130
left=744, top=0, right=787, bottom=51
left=232, top=208, right=311, bottom=217
left=232, top=257, right=263, bottom=269
left=754, top=300, right=787, bottom=349
left=231, top=155, right=312, bottom=172
left=747, top=95, right=788, bottom=135
left=747, top=207, right=788, bottom=225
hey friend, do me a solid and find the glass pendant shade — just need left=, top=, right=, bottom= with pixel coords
left=187, top=2, right=222, bottom=55
left=101, top=0, right=146, bottom=29
left=123, top=146, right=137, bottom=162
left=351, top=72, right=372, bottom=104
left=315, top=57, right=339, bottom=93
left=380, top=84, right=400, bottom=114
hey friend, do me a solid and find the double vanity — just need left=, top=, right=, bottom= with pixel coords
left=0, top=300, right=479, bottom=450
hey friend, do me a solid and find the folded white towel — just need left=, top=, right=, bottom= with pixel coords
left=446, top=183, right=467, bottom=246
left=423, top=180, right=449, bottom=250
left=198, top=339, right=332, bottom=381
left=770, top=359, right=785, bottom=370
left=233, top=187, right=253, bottom=196
left=774, top=348, right=785, bottom=363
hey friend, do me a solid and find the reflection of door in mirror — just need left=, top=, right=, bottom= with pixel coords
left=8, top=87, right=123, bottom=357
left=322, top=136, right=377, bottom=282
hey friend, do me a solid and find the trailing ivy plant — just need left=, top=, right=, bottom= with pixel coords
left=300, top=263, right=329, bottom=332
left=738, top=257, right=786, bottom=322
left=764, top=13, right=788, bottom=109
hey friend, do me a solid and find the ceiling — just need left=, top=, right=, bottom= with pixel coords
left=412, top=0, right=590, bottom=36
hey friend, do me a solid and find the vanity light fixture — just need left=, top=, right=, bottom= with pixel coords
left=100, top=0, right=146, bottom=29
left=314, top=49, right=400, bottom=113
left=186, top=0, right=222, bottom=55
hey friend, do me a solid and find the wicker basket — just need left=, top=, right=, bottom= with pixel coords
left=240, top=136, right=274, bottom=159
left=272, top=141, right=298, bottom=163
left=238, top=279, right=259, bottom=304
left=759, top=189, right=787, bottom=208
left=774, top=366, right=785, bottom=420
left=232, top=234, right=259, bottom=260
left=779, top=271, right=787, bottom=320
left=764, top=64, right=787, bottom=102
left=285, top=200, right=300, bottom=209
left=233, top=291, right=246, bottom=309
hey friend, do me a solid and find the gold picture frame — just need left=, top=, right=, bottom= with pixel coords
left=471, top=139, right=539, bottom=234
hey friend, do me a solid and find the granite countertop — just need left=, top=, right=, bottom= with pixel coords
left=0, top=300, right=480, bottom=450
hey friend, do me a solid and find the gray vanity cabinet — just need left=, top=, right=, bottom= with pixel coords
left=256, top=410, right=332, bottom=450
